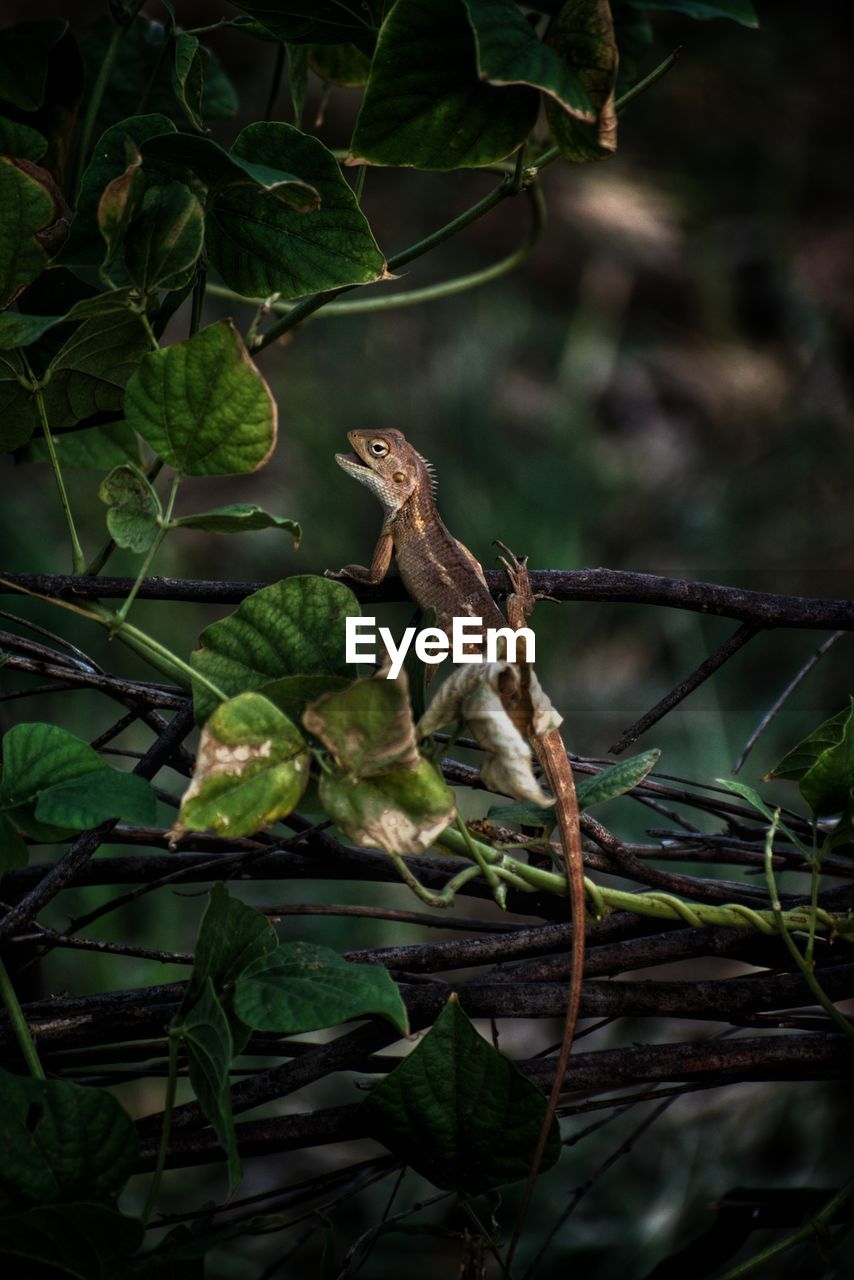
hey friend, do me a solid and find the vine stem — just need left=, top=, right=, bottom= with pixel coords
left=115, top=472, right=181, bottom=626
left=764, top=813, right=854, bottom=1038
left=20, top=353, right=85, bottom=574
left=0, top=956, right=45, bottom=1079
left=436, top=826, right=854, bottom=941
left=0, top=574, right=227, bottom=705
left=252, top=174, right=523, bottom=351
left=207, top=182, right=546, bottom=320
left=142, top=1029, right=180, bottom=1223
left=717, top=1172, right=854, bottom=1280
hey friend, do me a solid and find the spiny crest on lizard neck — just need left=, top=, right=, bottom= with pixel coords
left=335, top=428, right=437, bottom=517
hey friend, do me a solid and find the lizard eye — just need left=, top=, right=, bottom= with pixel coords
left=369, top=440, right=389, bottom=457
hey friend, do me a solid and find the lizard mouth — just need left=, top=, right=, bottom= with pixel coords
left=335, top=451, right=368, bottom=469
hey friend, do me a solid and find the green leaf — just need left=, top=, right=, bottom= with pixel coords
left=485, top=800, right=553, bottom=833
left=35, top=770, right=157, bottom=829
left=0, top=115, right=48, bottom=162
left=624, top=0, right=758, bottom=24
left=0, top=1203, right=143, bottom=1280
left=206, top=122, right=386, bottom=297
left=0, top=814, right=29, bottom=873
left=361, top=997, right=560, bottom=1194
left=0, top=722, right=156, bottom=838
left=302, top=673, right=422, bottom=775
left=350, top=0, right=539, bottom=170
left=124, top=180, right=205, bottom=291
left=60, top=114, right=178, bottom=272
left=97, top=140, right=146, bottom=277
left=235, top=941, right=408, bottom=1035
left=716, top=777, right=812, bottom=856
left=172, top=32, right=205, bottom=130
left=231, top=1, right=383, bottom=45
left=0, top=21, right=67, bottom=110
left=575, top=748, right=661, bottom=809
left=0, top=311, right=62, bottom=351
left=173, top=691, right=310, bottom=841
left=545, top=0, right=619, bottom=163
left=181, top=979, right=241, bottom=1191
left=258, top=673, right=350, bottom=723
left=141, top=131, right=320, bottom=211
left=308, top=42, right=371, bottom=88
left=190, top=575, right=360, bottom=724
left=0, top=1068, right=137, bottom=1210
left=0, top=352, right=39, bottom=452
left=0, top=156, right=66, bottom=306
left=98, top=463, right=162, bottom=551
left=80, top=17, right=237, bottom=133
left=769, top=699, right=854, bottom=817
left=462, top=0, right=594, bottom=120
left=40, top=306, right=151, bottom=430
left=173, top=504, right=300, bottom=541
left=123, top=318, right=277, bottom=475
left=21, top=421, right=142, bottom=470
left=320, top=757, right=456, bottom=856
left=184, top=881, right=277, bottom=1042
left=767, top=702, right=852, bottom=783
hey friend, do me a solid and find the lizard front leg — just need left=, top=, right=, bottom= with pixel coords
left=326, top=531, right=393, bottom=584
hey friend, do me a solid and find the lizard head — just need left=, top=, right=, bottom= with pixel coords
left=335, top=428, right=433, bottom=515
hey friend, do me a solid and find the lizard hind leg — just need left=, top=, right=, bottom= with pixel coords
left=493, top=539, right=536, bottom=630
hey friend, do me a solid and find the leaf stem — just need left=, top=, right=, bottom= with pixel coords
left=115, top=472, right=181, bottom=626
left=763, top=813, right=854, bottom=1038
left=142, top=1028, right=180, bottom=1223
left=21, top=352, right=85, bottom=574
left=253, top=173, right=521, bottom=350
left=190, top=264, right=207, bottom=336
left=0, top=956, right=45, bottom=1079
left=207, top=182, right=546, bottom=320
left=716, top=1171, right=854, bottom=1280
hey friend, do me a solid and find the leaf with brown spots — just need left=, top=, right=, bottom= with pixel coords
left=172, top=692, right=309, bottom=841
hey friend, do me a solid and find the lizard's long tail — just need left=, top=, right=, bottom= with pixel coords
left=507, top=727, right=585, bottom=1266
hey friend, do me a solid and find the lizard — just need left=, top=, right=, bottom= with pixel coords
left=328, top=426, right=586, bottom=1242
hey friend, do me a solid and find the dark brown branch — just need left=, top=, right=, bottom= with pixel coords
left=733, top=629, right=847, bottom=773
left=133, top=1034, right=854, bottom=1171
left=3, top=568, right=854, bottom=629
left=609, top=622, right=760, bottom=754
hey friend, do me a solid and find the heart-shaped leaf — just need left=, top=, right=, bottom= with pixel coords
left=234, top=941, right=408, bottom=1035
left=319, top=757, right=455, bottom=856
left=206, top=122, right=386, bottom=297
left=98, top=463, right=161, bottom=551
left=173, top=691, right=310, bottom=841
left=545, top=0, right=619, bottom=164
left=123, top=180, right=205, bottom=292
left=190, top=576, right=360, bottom=724
left=361, top=997, right=560, bottom=1195
left=123, top=318, right=277, bottom=475
left=350, top=0, right=539, bottom=170
left=0, top=1069, right=137, bottom=1211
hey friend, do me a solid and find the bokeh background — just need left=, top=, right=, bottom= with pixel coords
left=2, top=2, right=853, bottom=1276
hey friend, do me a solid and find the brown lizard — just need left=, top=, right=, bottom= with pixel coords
left=329, top=427, right=585, bottom=1245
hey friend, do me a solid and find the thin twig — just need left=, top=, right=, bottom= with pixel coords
left=609, top=622, right=760, bottom=754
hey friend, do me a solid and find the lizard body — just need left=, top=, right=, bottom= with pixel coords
left=330, top=428, right=585, bottom=1228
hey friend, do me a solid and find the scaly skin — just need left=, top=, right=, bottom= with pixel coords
left=329, top=428, right=585, bottom=1243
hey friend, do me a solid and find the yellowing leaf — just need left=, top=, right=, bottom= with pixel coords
left=172, top=692, right=309, bottom=840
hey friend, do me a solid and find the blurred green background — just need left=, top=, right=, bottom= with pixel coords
left=2, top=2, right=853, bottom=1276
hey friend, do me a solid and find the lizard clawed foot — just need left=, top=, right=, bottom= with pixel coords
left=493, top=538, right=536, bottom=626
